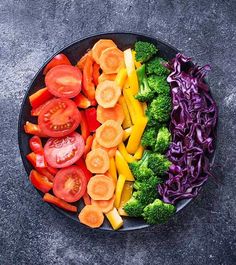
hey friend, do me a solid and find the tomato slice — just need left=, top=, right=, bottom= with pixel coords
left=44, top=132, right=85, bottom=168
left=45, top=65, right=82, bottom=98
left=38, top=98, right=81, bottom=137
left=43, top=54, right=71, bottom=75
left=53, top=166, right=87, bottom=202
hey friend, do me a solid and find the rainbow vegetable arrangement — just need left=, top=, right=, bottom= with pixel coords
left=24, top=39, right=217, bottom=230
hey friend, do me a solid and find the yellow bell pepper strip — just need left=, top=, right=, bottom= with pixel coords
left=123, top=127, right=133, bottom=141
left=126, top=116, right=148, bottom=154
left=123, top=78, right=130, bottom=90
left=114, top=174, right=126, bottom=208
left=118, top=181, right=133, bottom=216
left=142, top=102, right=147, bottom=115
left=132, top=50, right=142, bottom=69
left=108, top=157, right=117, bottom=185
left=118, top=142, right=136, bottom=163
left=134, top=145, right=145, bottom=160
left=123, top=89, right=136, bottom=124
left=115, top=150, right=135, bottom=181
left=105, top=208, right=123, bottom=230
left=124, top=48, right=139, bottom=95
left=118, top=96, right=132, bottom=129
left=115, top=68, right=127, bottom=88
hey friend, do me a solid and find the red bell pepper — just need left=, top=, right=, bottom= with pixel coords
left=80, top=111, right=90, bottom=141
left=74, top=93, right=92, bottom=109
left=83, top=191, right=91, bottom=205
left=29, top=136, right=46, bottom=168
left=29, top=87, right=53, bottom=108
left=75, top=158, right=92, bottom=182
left=92, top=63, right=100, bottom=86
left=83, top=135, right=95, bottom=157
left=43, top=193, right=77, bottom=212
left=43, top=54, right=71, bottom=75
left=29, top=170, right=53, bottom=193
left=82, top=55, right=95, bottom=100
left=24, top=121, right=47, bottom=137
left=85, top=108, right=100, bottom=132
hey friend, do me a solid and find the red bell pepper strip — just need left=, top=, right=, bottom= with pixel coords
left=43, top=54, right=71, bottom=75
left=29, top=136, right=46, bottom=168
left=29, top=170, right=53, bottom=193
left=82, top=55, right=95, bottom=100
left=83, top=191, right=91, bottom=205
left=24, top=121, right=47, bottom=137
left=92, top=63, right=100, bottom=86
left=80, top=111, right=90, bottom=141
left=43, top=193, right=77, bottom=212
left=75, top=158, right=92, bottom=182
left=83, top=135, right=94, bottom=157
left=85, top=107, right=101, bottom=132
left=29, top=88, right=53, bottom=109
left=77, top=51, right=91, bottom=70
left=74, top=93, right=92, bottom=109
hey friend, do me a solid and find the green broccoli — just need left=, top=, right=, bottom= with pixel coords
left=134, top=41, right=157, bottom=63
left=147, top=75, right=170, bottom=95
left=148, top=153, right=171, bottom=176
left=146, top=57, right=170, bottom=76
left=135, top=64, right=155, bottom=102
left=133, top=175, right=162, bottom=191
left=142, top=199, right=176, bottom=224
left=141, top=126, right=157, bottom=150
left=154, top=127, right=171, bottom=153
left=123, top=197, right=144, bottom=217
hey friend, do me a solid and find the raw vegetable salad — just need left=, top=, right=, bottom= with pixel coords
left=23, top=38, right=217, bottom=230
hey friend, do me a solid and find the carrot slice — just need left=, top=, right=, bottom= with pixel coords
left=77, top=50, right=92, bottom=70
left=87, top=175, right=115, bottom=200
left=91, top=195, right=115, bottom=213
left=78, top=205, right=104, bottom=228
left=95, top=80, right=121, bottom=108
left=98, top=73, right=117, bottom=83
left=92, top=39, right=117, bottom=64
left=96, top=120, right=123, bottom=148
left=97, top=104, right=124, bottom=124
left=85, top=148, right=110, bottom=174
left=99, top=47, right=124, bottom=74
left=92, top=138, right=117, bottom=158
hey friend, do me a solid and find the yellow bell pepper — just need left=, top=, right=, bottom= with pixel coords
left=123, top=127, right=133, bottom=141
left=115, top=68, right=127, bottom=88
left=123, top=78, right=130, bottom=90
left=132, top=50, right=142, bottom=69
left=126, top=116, right=148, bottom=154
left=134, top=145, right=145, bottom=160
left=118, top=142, right=136, bottom=163
left=105, top=208, right=123, bottom=230
left=118, top=181, right=133, bottom=216
left=123, top=89, right=136, bottom=124
left=114, top=174, right=126, bottom=208
left=118, top=96, right=132, bottom=129
left=108, top=157, right=117, bottom=185
left=115, top=150, right=135, bottom=181
left=128, top=70, right=139, bottom=95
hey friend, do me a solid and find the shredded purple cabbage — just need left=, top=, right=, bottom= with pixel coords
left=158, top=54, right=217, bottom=204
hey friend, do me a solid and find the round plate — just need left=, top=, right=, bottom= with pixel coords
left=18, top=32, right=204, bottom=231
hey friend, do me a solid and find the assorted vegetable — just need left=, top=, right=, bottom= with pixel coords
left=24, top=39, right=217, bottom=230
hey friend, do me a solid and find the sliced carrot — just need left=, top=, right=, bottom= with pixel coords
left=87, top=175, right=115, bottom=200
left=92, top=138, right=117, bottom=158
left=99, top=47, right=124, bottom=74
left=98, top=73, right=117, bottom=83
left=91, top=195, right=115, bottom=213
left=84, top=135, right=95, bottom=157
left=104, top=172, right=116, bottom=186
left=77, top=50, right=92, bottom=70
left=95, top=80, right=121, bottom=108
left=96, top=120, right=123, bottom=148
left=85, top=148, right=110, bottom=174
left=78, top=205, right=104, bottom=228
left=97, top=104, right=124, bottom=124
left=92, top=39, right=117, bottom=64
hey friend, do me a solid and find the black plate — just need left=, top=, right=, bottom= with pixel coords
left=18, top=32, right=196, bottom=231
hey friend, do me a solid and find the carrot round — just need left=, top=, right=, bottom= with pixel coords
left=92, top=138, right=117, bottom=158
left=97, top=104, right=125, bottom=124
left=95, top=80, right=121, bottom=108
left=99, top=47, right=124, bottom=74
left=87, top=175, right=115, bottom=200
left=96, top=120, right=123, bottom=148
left=92, top=39, right=117, bottom=64
left=98, top=73, right=117, bottom=83
left=85, top=148, right=110, bottom=174
left=78, top=205, right=104, bottom=228
left=91, top=195, right=115, bottom=213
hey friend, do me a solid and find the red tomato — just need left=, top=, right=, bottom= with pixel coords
left=53, top=166, right=87, bottom=202
left=38, top=98, right=81, bottom=137
left=43, top=54, right=71, bottom=75
left=45, top=65, right=82, bottom=98
left=44, top=132, right=85, bottom=168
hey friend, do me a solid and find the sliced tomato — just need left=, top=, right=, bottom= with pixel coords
left=43, top=54, right=71, bottom=75
left=29, top=170, right=53, bottom=193
left=38, top=98, right=81, bottom=137
left=43, top=193, right=77, bottom=212
left=53, top=166, right=87, bottom=203
left=44, top=132, right=85, bottom=168
left=45, top=65, right=82, bottom=98
left=31, top=98, right=55, bottom=116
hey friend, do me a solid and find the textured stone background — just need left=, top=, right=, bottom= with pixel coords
left=0, top=0, right=235, bottom=264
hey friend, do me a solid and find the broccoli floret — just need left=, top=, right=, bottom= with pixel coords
left=154, top=127, right=171, bottom=153
left=148, top=153, right=171, bottom=176
left=141, top=126, right=157, bottom=150
left=135, top=65, right=155, bottom=102
left=134, top=41, right=157, bottom=63
left=134, top=176, right=162, bottom=191
left=142, top=199, right=176, bottom=224
left=148, top=95, right=172, bottom=123
left=123, top=197, right=144, bottom=217
left=146, top=57, right=170, bottom=76
left=147, top=75, right=170, bottom=95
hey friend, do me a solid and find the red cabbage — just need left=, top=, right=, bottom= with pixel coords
left=158, top=54, right=217, bottom=204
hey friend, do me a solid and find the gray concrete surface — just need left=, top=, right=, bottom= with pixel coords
left=0, top=0, right=235, bottom=264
